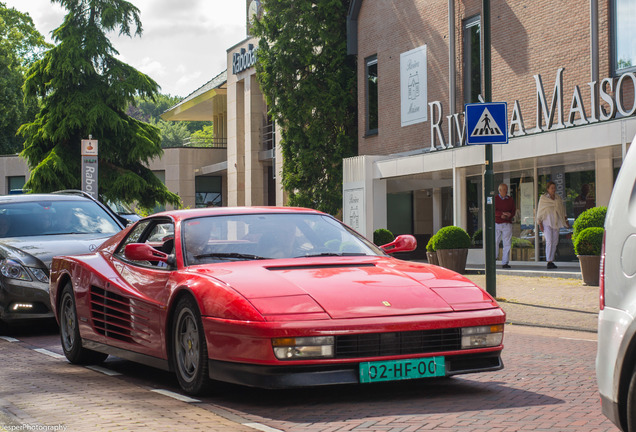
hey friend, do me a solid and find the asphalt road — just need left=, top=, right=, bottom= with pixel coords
left=0, top=325, right=618, bottom=432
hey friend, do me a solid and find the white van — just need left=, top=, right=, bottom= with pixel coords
left=597, top=132, right=636, bottom=431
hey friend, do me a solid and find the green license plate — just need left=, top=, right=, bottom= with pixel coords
left=359, top=356, right=446, bottom=383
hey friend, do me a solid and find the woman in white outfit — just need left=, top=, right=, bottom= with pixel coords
left=536, top=181, right=570, bottom=269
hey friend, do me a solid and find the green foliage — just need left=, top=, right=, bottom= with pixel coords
left=472, top=228, right=483, bottom=244
left=373, top=228, right=394, bottom=246
left=190, top=125, right=216, bottom=146
left=511, top=236, right=532, bottom=248
left=0, top=3, right=51, bottom=154
left=426, top=235, right=437, bottom=252
left=126, top=94, right=214, bottom=145
left=18, top=0, right=180, bottom=211
left=573, top=227, right=604, bottom=256
left=149, top=118, right=191, bottom=148
left=430, top=226, right=472, bottom=250
left=252, top=0, right=357, bottom=215
left=573, top=206, right=607, bottom=241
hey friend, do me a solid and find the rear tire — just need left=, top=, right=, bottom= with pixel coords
left=59, top=283, right=108, bottom=364
left=172, top=296, right=209, bottom=395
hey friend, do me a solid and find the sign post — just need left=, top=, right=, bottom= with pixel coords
left=81, top=137, right=98, bottom=200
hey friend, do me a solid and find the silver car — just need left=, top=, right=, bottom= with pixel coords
left=597, top=132, right=636, bottom=431
left=0, top=193, right=124, bottom=329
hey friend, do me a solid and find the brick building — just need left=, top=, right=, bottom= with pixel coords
left=344, top=0, right=636, bottom=264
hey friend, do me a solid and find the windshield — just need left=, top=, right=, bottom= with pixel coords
left=0, top=200, right=122, bottom=238
left=182, top=213, right=383, bottom=265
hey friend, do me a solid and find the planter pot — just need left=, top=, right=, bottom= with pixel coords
left=426, top=251, right=439, bottom=266
left=578, top=255, right=601, bottom=286
left=436, top=248, right=468, bottom=274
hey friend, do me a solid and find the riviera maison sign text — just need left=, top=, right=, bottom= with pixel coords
left=427, top=68, right=636, bottom=150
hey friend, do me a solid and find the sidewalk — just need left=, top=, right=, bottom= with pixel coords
left=463, top=262, right=599, bottom=333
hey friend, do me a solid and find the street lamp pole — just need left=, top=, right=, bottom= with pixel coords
left=483, top=0, right=496, bottom=297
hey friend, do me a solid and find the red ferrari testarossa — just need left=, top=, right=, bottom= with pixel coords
left=50, top=207, right=504, bottom=395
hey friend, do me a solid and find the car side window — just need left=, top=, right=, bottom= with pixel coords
left=115, top=220, right=175, bottom=269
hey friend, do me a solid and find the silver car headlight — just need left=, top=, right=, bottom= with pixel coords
left=30, top=267, right=49, bottom=283
left=272, top=336, right=335, bottom=360
left=0, top=259, right=32, bottom=281
left=0, top=259, right=49, bottom=283
left=461, top=325, right=504, bottom=349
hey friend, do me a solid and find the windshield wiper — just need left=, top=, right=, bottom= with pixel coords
left=296, top=252, right=368, bottom=258
left=194, top=252, right=267, bottom=261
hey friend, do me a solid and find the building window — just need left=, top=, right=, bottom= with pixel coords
left=195, top=176, right=222, bottom=208
left=613, top=0, right=636, bottom=74
left=7, top=176, right=25, bottom=194
left=463, top=16, right=481, bottom=104
left=365, top=55, right=378, bottom=135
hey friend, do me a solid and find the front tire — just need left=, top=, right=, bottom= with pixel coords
left=59, top=283, right=108, bottom=364
left=172, top=296, right=209, bottom=395
left=627, top=365, right=636, bottom=432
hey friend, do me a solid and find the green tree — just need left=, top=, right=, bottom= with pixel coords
left=126, top=94, right=212, bottom=143
left=151, top=118, right=191, bottom=148
left=0, top=3, right=51, bottom=154
left=252, top=0, right=357, bottom=215
left=19, top=0, right=180, bottom=210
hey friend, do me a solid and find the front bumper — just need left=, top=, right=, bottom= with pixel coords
left=0, top=277, right=54, bottom=323
left=208, top=351, right=503, bottom=389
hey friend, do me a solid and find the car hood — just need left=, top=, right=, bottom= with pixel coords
left=0, top=234, right=112, bottom=268
left=194, top=257, right=497, bottom=319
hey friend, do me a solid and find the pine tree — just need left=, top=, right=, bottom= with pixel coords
left=19, top=0, right=181, bottom=210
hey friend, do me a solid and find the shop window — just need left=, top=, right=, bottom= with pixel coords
left=365, top=55, right=379, bottom=135
left=195, top=176, right=222, bottom=208
left=7, top=176, right=26, bottom=194
left=613, top=0, right=636, bottom=74
left=387, top=192, right=413, bottom=235
left=463, top=16, right=481, bottom=104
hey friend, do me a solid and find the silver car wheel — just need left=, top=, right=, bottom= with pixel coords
left=60, top=290, right=77, bottom=352
left=175, top=307, right=200, bottom=382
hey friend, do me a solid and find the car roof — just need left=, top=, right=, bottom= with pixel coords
left=151, top=206, right=326, bottom=222
left=0, top=193, right=95, bottom=203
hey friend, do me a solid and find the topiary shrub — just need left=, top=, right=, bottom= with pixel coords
left=573, top=227, right=604, bottom=256
left=373, top=228, right=395, bottom=246
left=426, top=235, right=437, bottom=252
left=430, top=226, right=471, bottom=250
left=472, top=228, right=483, bottom=246
left=573, top=206, right=607, bottom=241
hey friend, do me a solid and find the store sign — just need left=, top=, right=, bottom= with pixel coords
left=400, top=45, right=427, bottom=126
left=232, top=44, right=257, bottom=74
left=344, top=188, right=364, bottom=231
left=424, top=68, right=636, bottom=150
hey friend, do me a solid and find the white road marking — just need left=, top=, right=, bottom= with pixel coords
left=559, top=336, right=597, bottom=342
left=33, top=348, right=66, bottom=359
left=150, top=389, right=201, bottom=403
left=243, top=423, right=285, bottom=432
left=0, top=336, right=19, bottom=342
left=85, top=365, right=122, bottom=376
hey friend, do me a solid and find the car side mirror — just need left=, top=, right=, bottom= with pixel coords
left=380, top=235, right=417, bottom=254
left=125, top=243, right=169, bottom=264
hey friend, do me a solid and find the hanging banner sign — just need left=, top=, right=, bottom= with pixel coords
left=81, top=139, right=98, bottom=199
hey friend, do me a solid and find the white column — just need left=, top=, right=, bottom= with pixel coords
left=343, top=155, right=386, bottom=239
left=595, top=148, right=614, bottom=207
left=452, top=167, right=467, bottom=229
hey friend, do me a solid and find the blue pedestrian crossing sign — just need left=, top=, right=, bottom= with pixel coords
left=465, top=102, right=508, bottom=145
